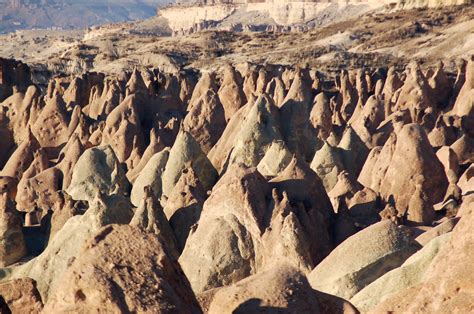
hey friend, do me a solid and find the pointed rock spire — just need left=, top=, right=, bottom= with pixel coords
left=130, top=186, right=179, bottom=259
left=161, top=130, right=217, bottom=198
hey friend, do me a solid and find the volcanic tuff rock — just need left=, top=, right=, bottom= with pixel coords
left=257, top=140, right=293, bottom=178
left=0, top=278, right=43, bottom=314
left=308, top=220, right=420, bottom=300
left=180, top=160, right=336, bottom=293
left=4, top=192, right=134, bottom=301
left=225, top=94, right=283, bottom=172
left=163, top=167, right=206, bottom=252
left=161, top=130, right=218, bottom=197
left=130, top=148, right=170, bottom=207
left=66, top=145, right=131, bottom=202
left=178, top=164, right=269, bottom=293
left=43, top=225, right=202, bottom=313
left=0, top=194, right=26, bottom=267
left=130, top=186, right=179, bottom=259
left=218, top=64, right=247, bottom=122
left=182, top=88, right=226, bottom=154
left=0, top=29, right=474, bottom=312
left=351, top=233, right=451, bottom=312
left=370, top=197, right=474, bottom=313
left=207, top=263, right=358, bottom=314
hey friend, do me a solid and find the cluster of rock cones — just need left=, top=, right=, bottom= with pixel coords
left=0, top=55, right=473, bottom=313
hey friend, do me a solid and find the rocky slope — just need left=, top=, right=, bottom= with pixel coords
left=0, top=27, right=472, bottom=310
left=0, top=3, right=473, bottom=313
left=0, top=4, right=473, bottom=84
left=156, top=0, right=474, bottom=34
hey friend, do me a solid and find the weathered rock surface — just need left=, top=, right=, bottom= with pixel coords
left=163, top=167, right=206, bottom=252
left=0, top=194, right=26, bottom=267
left=415, top=217, right=459, bottom=246
left=351, top=233, right=451, bottom=312
left=179, top=164, right=267, bottom=293
left=308, top=220, right=420, bottom=300
left=5, top=193, right=134, bottom=301
left=370, top=199, right=474, bottom=313
left=0, top=46, right=473, bottom=313
left=0, top=278, right=43, bottom=314
left=44, top=225, right=202, bottom=313
left=376, top=124, right=448, bottom=224
left=130, top=148, right=170, bottom=207
left=208, top=263, right=358, bottom=314
left=67, top=145, right=131, bottom=202
left=161, top=130, right=217, bottom=198
left=130, top=186, right=179, bottom=259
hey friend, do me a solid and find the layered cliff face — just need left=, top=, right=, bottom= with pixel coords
left=158, top=0, right=472, bottom=34
left=158, top=1, right=388, bottom=34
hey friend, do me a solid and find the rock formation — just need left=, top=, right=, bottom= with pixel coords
left=0, top=36, right=473, bottom=313
left=67, top=145, right=131, bottom=202
left=308, top=220, right=420, bottom=300
left=207, top=263, right=358, bottom=314
left=0, top=194, right=26, bottom=267
left=0, top=278, right=43, bottom=314
left=43, top=225, right=202, bottom=313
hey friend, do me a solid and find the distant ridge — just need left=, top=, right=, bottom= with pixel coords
left=0, top=0, right=169, bottom=33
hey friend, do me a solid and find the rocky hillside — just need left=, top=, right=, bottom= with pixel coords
left=157, top=0, right=473, bottom=34
left=0, top=2, right=473, bottom=313
left=0, top=4, right=472, bottom=84
left=0, top=40, right=472, bottom=311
